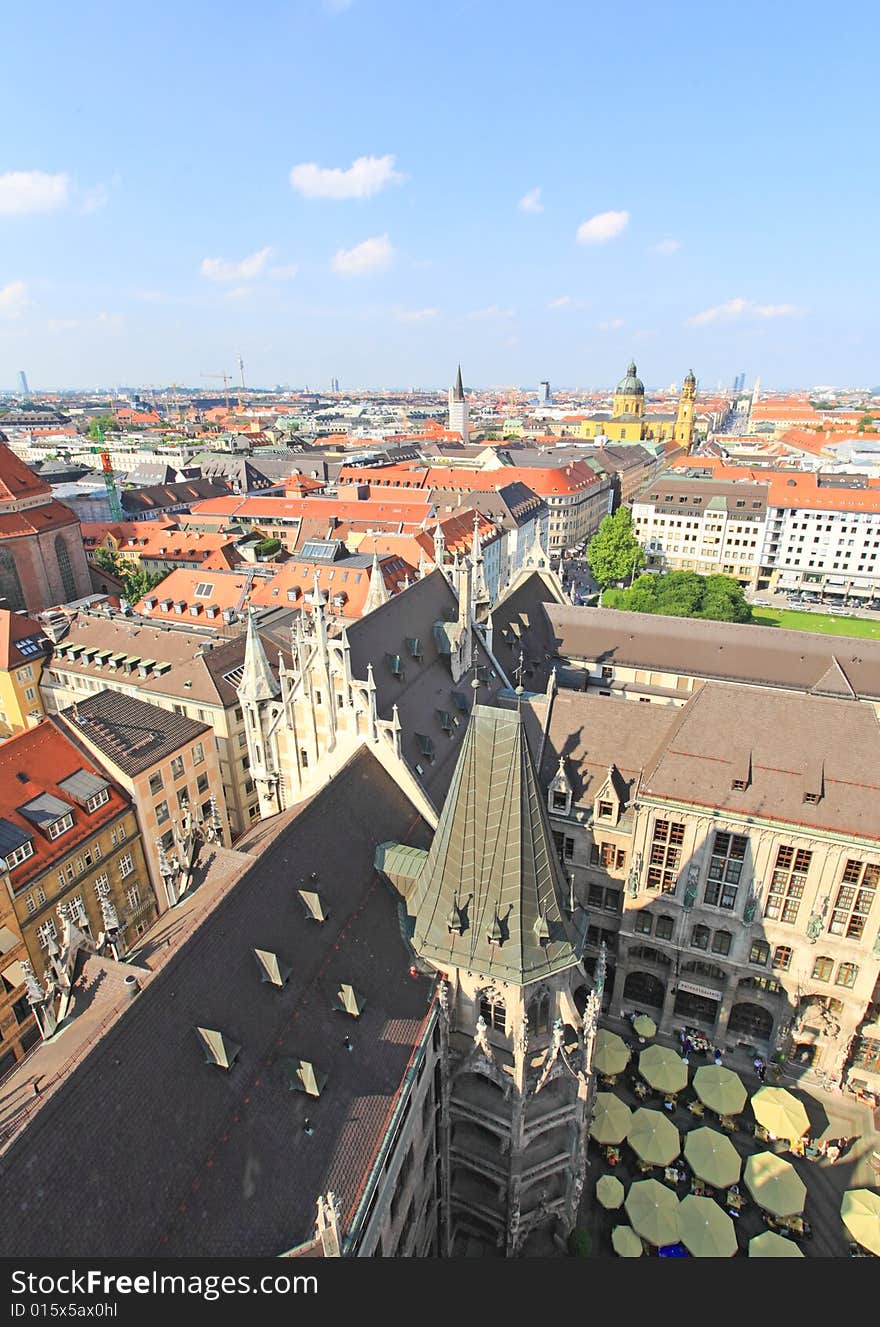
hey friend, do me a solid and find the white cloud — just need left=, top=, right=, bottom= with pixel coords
left=0, top=281, right=30, bottom=317
left=80, top=183, right=110, bottom=215
left=517, top=187, right=543, bottom=214
left=548, top=295, right=573, bottom=309
left=0, top=171, right=70, bottom=216
left=598, top=318, right=625, bottom=331
left=651, top=238, right=681, bottom=256
left=396, top=307, right=439, bottom=323
left=576, top=210, right=629, bottom=245
left=687, top=297, right=804, bottom=326
left=200, top=247, right=274, bottom=282
left=466, top=305, right=515, bottom=320
left=291, top=154, right=403, bottom=200
left=269, top=263, right=299, bottom=281
left=332, top=234, right=394, bottom=276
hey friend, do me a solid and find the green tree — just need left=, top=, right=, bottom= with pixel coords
left=602, top=571, right=752, bottom=624
left=92, top=546, right=123, bottom=577
left=86, top=414, right=118, bottom=440
left=586, top=507, right=645, bottom=588
left=857, top=414, right=875, bottom=432
left=123, top=567, right=164, bottom=604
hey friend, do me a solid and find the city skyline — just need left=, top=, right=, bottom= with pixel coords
left=0, top=0, right=877, bottom=390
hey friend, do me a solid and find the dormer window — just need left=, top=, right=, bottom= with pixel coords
left=47, top=812, right=74, bottom=840
left=597, top=800, right=614, bottom=819
left=0, top=818, right=35, bottom=872
left=552, top=790, right=567, bottom=811
left=86, top=788, right=110, bottom=813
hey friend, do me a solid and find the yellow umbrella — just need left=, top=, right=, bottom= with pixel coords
left=639, top=1044, right=688, bottom=1094
left=627, top=1107, right=681, bottom=1167
left=611, top=1224, right=643, bottom=1257
left=596, top=1174, right=626, bottom=1210
left=744, top=1151, right=807, bottom=1217
left=678, top=1195, right=738, bottom=1258
left=590, top=1092, right=633, bottom=1145
left=625, top=1178, right=680, bottom=1247
left=594, top=1029, right=630, bottom=1076
left=751, top=1086, right=810, bottom=1142
left=749, top=1231, right=804, bottom=1258
left=841, top=1189, right=880, bottom=1256
left=683, top=1127, right=742, bottom=1189
left=693, top=1064, right=747, bottom=1117
left=633, top=1014, right=657, bottom=1039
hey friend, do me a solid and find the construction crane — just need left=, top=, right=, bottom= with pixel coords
left=238, top=354, right=246, bottom=409
left=201, top=373, right=233, bottom=412
left=91, top=425, right=124, bottom=521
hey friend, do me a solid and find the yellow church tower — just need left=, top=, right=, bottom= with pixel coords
left=674, top=368, right=696, bottom=452
left=612, top=360, right=645, bottom=419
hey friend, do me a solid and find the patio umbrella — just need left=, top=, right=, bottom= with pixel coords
left=628, top=1108, right=681, bottom=1167
left=633, top=1014, right=657, bottom=1039
left=594, top=1029, right=630, bottom=1077
left=841, top=1189, right=880, bottom=1257
left=611, top=1224, right=643, bottom=1257
left=590, top=1092, right=633, bottom=1145
left=744, top=1151, right=807, bottom=1217
left=683, top=1127, right=742, bottom=1189
left=639, top=1044, right=688, bottom=1095
left=625, top=1178, right=680, bottom=1247
left=678, top=1195, right=738, bottom=1258
left=693, top=1064, right=747, bottom=1117
left=749, top=1231, right=805, bottom=1258
left=596, top=1175, right=626, bottom=1210
left=751, top=1086, right=810, bottom=1142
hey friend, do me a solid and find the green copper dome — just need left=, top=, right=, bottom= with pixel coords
left=684, top=368, right=696, bottom=388
left=616, top=360, right=644, bottom=396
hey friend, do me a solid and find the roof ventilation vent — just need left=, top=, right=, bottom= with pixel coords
left=253, top=948, right=292, bottom=987
left=195, top=1026, right=240, bottom=1070
left=283, top=1058, right=327, bottom=1098
left=298, top=889, right=327, bottom=923
left=333, top=984, right=364, bottom=1017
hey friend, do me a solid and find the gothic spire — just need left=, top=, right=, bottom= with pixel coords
left=239, top=606, right=280, bottom=702
left=363, top=552, right=390, bottom=613
left=453, top=364, right=464, bottom=402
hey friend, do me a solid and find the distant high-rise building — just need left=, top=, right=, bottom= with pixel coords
left=539, top=380, right=551, bottom=405
left=331, top=377, right=340, bottom=393
left=17, top=370, right=29, bottom=398
left=448, top=364, right=469, bottom=441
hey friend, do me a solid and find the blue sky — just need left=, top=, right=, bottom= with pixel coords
left=1, top=0, right=877, bottom=391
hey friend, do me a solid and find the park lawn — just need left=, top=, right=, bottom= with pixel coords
left=751, top=607, right=880, bottom=639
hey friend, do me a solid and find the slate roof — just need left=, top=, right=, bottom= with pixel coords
left=345, top=571, right=507, bottom=807
left=0, top=749, right=434, bottom=1257
left=543, top=604, right=880, bottom=701
left=60, top=690, right=210, bottom=776
left=400, top=705, right=583, bottom=985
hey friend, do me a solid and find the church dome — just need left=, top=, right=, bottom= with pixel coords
left=616, top=360, right=644, bottom=396
left=684, top=368, right=696, bottom=388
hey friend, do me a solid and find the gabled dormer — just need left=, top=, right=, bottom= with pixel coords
left=548, top=757, right=572, bottom=817
left=593, top=763, right=626, bottom=827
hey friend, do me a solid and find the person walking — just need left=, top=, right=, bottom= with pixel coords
left=713, top=1047, right=723, bottom=1067
left=753, top=1056, right=766, bottom=1082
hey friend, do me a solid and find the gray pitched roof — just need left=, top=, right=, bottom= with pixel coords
left=61, top=691, right=210, bottom=776
left=402, top=705, right=583, bottom=985
left=0, top=748, right=434, bottom=1257
left=239, top=608, right=281, bottom=702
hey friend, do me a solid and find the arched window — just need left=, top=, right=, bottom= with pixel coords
left=623, top=970, right=665, bottom=1009
left=479, top=992, right=506, bottom=1032
left=835, top=963, right=859, bottom=989
left=691, top=924, right=710, bottom=951
left=628, top=944, right=672, bottom=968
left=727, top=1002, right=773, bottom=1041
left=0, top=547, right=25, bottom=612
left=529, top=991, right=551, bottom=1035
left=811, top=956, right=833, bottom=982
left=55, top=535, right=77, bottom=603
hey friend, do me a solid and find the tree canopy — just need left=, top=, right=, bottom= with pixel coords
left=86, top=414, right=119, bottom=440
left=603, top=571, right=753, bottom=623
left=91, top=548, right=163, bottom=604
left=585, top=506, right=645, bottom=587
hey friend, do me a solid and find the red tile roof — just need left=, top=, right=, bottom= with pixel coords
left=0, top=721, right=132, bottom=894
